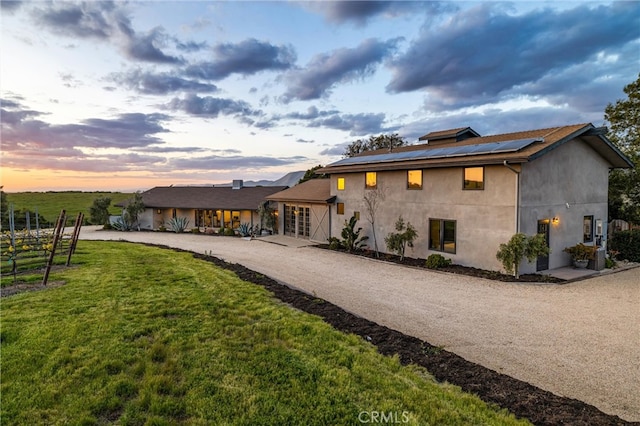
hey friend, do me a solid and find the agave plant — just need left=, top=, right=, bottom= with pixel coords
left=112, top=215, right=134, bottom=231
left=237, top=222, right=252, bottom=238
left=168, top=216, right=190, bottom=233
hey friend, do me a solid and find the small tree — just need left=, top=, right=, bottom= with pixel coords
left=89, top=196, right=111, bottom=226
left=496, top=233, right=550, bottom=279
left=363, top=185, right=386, bottom=257
left=341, top=215, right=368, bottom=252
left=124, top=192, right=145, bottom=230
left=384, top=216, right=417, bottom=261
left=343, top=134, right=408, bottom=158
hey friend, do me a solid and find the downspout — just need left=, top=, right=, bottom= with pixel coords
left=503, top=161, right=520, bottom=234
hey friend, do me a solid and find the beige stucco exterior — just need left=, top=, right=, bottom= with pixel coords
left=329, top=137, right=615, bottom=273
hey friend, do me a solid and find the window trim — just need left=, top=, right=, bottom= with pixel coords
left=407, top=169, right=423, bottom=190
left=365, top=172, right=377, bottom=189
left=583, top=215, right=594, bottom=243
left=429, top=218, right=457, bottom=254
left=463, top=166, right=484, bottom=190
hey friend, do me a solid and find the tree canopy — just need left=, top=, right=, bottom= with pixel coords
left=343, top=134, right=408, bottom=158
left=605, top=73, right=640, bottom=223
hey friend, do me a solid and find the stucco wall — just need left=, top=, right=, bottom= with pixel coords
left=518, top=138, right=610, bottom=274
left=330, top=166, right=517, bottom=270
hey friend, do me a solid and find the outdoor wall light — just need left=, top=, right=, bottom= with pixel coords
left=552, top=217, right=559, bottom=224
left=156, top=209, right=161, bottom=214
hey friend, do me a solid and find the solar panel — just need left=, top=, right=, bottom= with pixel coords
left=331, top=138, right=541, bottom=167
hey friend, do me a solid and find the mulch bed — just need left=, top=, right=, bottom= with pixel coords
left=316, top=245, right=565, bottom=283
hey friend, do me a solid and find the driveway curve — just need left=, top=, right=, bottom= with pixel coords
left=79, top=227, right=640, bottom=421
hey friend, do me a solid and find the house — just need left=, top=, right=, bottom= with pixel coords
left=125, top=181, right=287, bottom=231
left=318, top=123, right=634, bottom=274
left=265, top=178, right=335, bottom=243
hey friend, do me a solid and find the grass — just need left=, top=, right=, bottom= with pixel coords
left=4, top=191, right=132, bottom=225
left=0, top=241, right=531, bottom=425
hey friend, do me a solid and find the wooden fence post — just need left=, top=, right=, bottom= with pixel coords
left=66, top=212, right=83, bottom=266
left=42, top=209, right=66, bottom=286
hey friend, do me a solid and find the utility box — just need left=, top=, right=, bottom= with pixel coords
left=589, top=248, right=606, bottom=271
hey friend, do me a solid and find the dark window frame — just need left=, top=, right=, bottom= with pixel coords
left=407, top=169, right=423, bottom=190
left=429, top=218, right=457, bottom=254
left=463, top=166, right=484, bottom=190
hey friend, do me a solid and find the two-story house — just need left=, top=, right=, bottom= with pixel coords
left=319, top=123, right=633, bottom=274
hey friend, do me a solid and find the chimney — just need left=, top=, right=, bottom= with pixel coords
left=232, top=179, right=243, bottom=190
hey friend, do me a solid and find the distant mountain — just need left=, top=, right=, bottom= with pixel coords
left=217, top=171, right=306, bottom=188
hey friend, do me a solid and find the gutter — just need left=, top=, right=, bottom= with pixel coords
left=503, top=161, right=520, bottom=234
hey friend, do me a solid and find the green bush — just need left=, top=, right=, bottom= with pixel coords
left=223, top=227, right=236, bottom=237
left=327, top=237, right=342, bottom=250
left=609, top=229, right=640, bottom=262
left=384, top=216, right=417, bottom=261
left=425, top=254, right=451, bottom=269
left=340, top=215, right=368, bottom=252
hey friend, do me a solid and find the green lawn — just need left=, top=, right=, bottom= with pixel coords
left=0, top=241, right=530, bottom=425
left=4, top=191, right=132, bottom=225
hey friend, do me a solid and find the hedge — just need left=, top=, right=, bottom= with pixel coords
left=609, top=229, right=640, bottom=262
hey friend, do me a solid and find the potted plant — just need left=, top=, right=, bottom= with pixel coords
left=563, top=243, right=596, bottom=268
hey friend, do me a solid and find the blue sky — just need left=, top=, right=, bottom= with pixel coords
left=1, top=1, right=639, bottom=191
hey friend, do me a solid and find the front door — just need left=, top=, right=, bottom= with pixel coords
left=537, top=220, right=550, bottom=271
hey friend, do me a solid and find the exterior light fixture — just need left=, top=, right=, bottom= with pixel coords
left=552, top=217, right=559, bottom=224
left=156, top=209, right=162, bottom=214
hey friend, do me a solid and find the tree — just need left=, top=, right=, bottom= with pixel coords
left=605, top=73, right=640, bottom=224
left=384, top=216, right=417, bottom=261
left=124, top=192, right=145, bottom=230
left=298, top=165, right=328, bottom=184
left=363, top=185, right=386, bottom=257
left=89, top=196, right=111, bottom=226
left=343, top=133, right=409, bottom=158
left=496, top=233, right=550, bottom=279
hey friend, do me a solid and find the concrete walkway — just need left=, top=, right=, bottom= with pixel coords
left=79, top=228, right=640, bottom=421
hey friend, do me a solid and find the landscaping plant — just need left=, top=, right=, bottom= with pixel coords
left=167, top=216, right=190, bottom=233
left=496, top=233, right=550, bottom=279
left=385, top=216, right=417, bottom=261
left=340, top=215, right=368, bottom=252
left=425, top=254, right=452, bottom=269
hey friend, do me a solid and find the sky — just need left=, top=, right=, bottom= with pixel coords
left=1, top=1, right=639, bottom=192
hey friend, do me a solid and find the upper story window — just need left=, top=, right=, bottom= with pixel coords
left=407, top=170, right=423, bottom=190
left=365, top=172, right=377, bottom=189
left=337, top=177, right=345, bottom=191
left=463, top=167, right=484, bottom=190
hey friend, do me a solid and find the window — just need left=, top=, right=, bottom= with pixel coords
left=407, top=170, right=422, bottom=189
left=463, top=167, right=484, bottom=190
left=429, top=219, right=456, bottom=254
left=354, top=211, right=360, bottom=220
left=337, top=177, right=345, bottom=191
left=337, top=203, right=345, bottom=215
left=365, top=172, right=377, bottom=189
left=583, top=215, right=594, bottom=242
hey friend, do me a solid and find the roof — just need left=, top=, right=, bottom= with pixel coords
left=265, top=179, right=335, bottom=204
left=121, top=186, right=289, bottom=210
left=418, top=127, right=481, bottom=142
left=320, top=123, right=634, bottom=174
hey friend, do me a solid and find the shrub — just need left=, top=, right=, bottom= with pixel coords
left=238, top=223, right=252, bottom=237
left=167, top=217, right=190, bottom=233
left=563, top=243, right=596, bottom=261
left=496, top=233, right=550, bottom=278
left=223, top=227, right=236, bottom=237
left=609, top=229, right=640, bottom=262
left=191, top=228, right=201, bottom=234
left=384, top=216, right=417, bottom=261
left=340, top=215, right=368, bottom=252
left=425, top=254, right=451, bottom=269
left=327, top=237, right=342, bottom=250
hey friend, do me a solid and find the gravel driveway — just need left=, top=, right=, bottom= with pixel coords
left=79, top=227, right=640, bottom=421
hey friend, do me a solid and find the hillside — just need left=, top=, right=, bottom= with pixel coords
left=4, top=192, right=132, bottom=226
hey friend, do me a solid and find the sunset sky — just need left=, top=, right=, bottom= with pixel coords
left=1, top=1, right=639, bottom=192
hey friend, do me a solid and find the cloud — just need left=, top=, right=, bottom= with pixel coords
left=304, top=1, right=452, bottom=26
left=282, top=38, right=400, bottom=101
left=308, top=112, right=388, bottom=136
left=169, top=155, right=308, bottom=171
left=1, top=100, right=171, bottom=151
left=387, top=2, right=640, bottom=111
left=0, top=0, right=23, bottom=13
left=166, top=94, right=258, bottom=117
left=284, top=106, right=339, bottom=120
left=175, top=39, right=208, bottom=53
left=185, top=38, right=296, bottom=80
left=110, top=69, right=218, bottom=95
left=32, top=2, right=183, bottom=64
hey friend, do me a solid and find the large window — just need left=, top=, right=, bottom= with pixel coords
left=337, top=177, right=345, bottom=190
left=429, top=219, right=456, bottom=254
left=583, top=215, right=594, bottom=242
left=365, top=172, right=377, bottom=189
left=463, top=167, right=484, bottom=190
left=407, top=170, right=422, bottom=189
